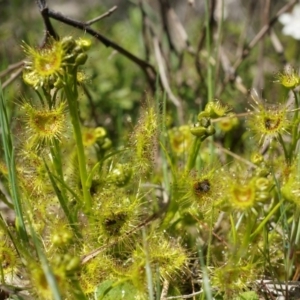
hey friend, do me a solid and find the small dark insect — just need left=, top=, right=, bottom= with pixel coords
left=104, top=218, right=117, bottom=227
left=264, top=117, right=281, bottom=131
left=103, top=212, right=127, bottom=236
left=193, top=179, right=211, bottom=196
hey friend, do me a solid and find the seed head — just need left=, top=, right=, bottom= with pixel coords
left=274, top=66, right=300, bottom=88
left=21, top=100, right=67, bottom=146
left=22, top=36, right=91, bottom=90
left=22, top=38, right=65, bottom=89
left=247, top=89, right=290, bottom=146
left=168, top=125, right=192, bottom=155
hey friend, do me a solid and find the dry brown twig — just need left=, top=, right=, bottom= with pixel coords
left=217, top=0, right=297, bottom=96
left=85, top=5, right=117, bottom=25
left=137, top=0, right=185, bottom=122
left=0, top=61, right=24, bottom=89
left=253, top=0, right=271, bottom=90
left=35, top=0, right=158, bottom=92
left=160, top=279, right=170, bottom=300
left=153, top=36, right=184, bottom=123
left=166, top=290, right=202, bottom=299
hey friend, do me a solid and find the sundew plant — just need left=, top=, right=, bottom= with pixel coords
left=1, top=0, right=300, bottom=299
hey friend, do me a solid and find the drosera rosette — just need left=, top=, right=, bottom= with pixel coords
left=81, top=126, right=112, bottom=151
left=168, top=125, right=193, bottom=156
left=219, top=166, right=273, bottom=212
left=215, top=112, right=239, bottom=133
left=26, top=257, right=78, bottom=300
left=129, top=233, right=187, bottom=285
left=247, top=88, right=291, bottom=147
left=274, top=66, right=300, bottom=89
left=20, top=99, right=68, bottom=148
left=0, top=238, right=21, bottom=285
left=188, top=166, right=225, bottom=213
left=130, top=99, right=159, bottom=177
left=177, top=163, right=225, bottom=209
left=91, top=189, right=141, bottom=240
left=281, top=164, right=300, bottom=207
left=211, top=260, right=257, bottom=299
left=22, top=36, right=91, bottom=90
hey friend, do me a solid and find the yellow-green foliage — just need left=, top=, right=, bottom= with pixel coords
left=3, top=3, right=300, bottom=299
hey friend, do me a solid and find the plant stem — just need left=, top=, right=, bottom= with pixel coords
left=0, top=83, right=28, bottom=243
left=205, top=206, right=214, bottom=267
left=185, top=138, right=202, bottom=173
left=205, top=0, right=213, bottom=102
left=289, top=90, right=299, bottom=161
left=143, top=227, right=154, bottom=300
left=64, top=76, right=91, bottom=212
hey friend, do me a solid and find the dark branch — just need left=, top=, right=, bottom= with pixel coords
left=36, top=0, right=59, bottom=43
left=38, top=5, right=157, bottom=91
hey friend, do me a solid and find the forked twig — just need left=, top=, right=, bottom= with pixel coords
left=86, top=5, right=118, bottom=25
left=160, top=279, right=170, bottom=300
left=35, top=0, right=157, bottom=91
left=166, top=290, right=202, bottom=299
left=153, top=36, right=184, bottom=123
left=219, top=0, right=297, bottom=95
left=0, top=61, right=24, bottom=89
left=214, top=142, right=257, bottom=168
left=2, top=68, right=23, bottom=89
left=0, top=61, right=24, bottom=79
left=81, top=188, right=170, bottom=264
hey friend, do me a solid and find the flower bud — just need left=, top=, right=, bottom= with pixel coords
left=75, top=53, right=88, bottom=66
left=255, top=177, right=270, bottom=192
left=206, top=125, right=216, bottom=136
left=76, top=38, right=92, bottom=51
left=204, top=100, right=230, bottom=118
left=190, top=124, right=207, bottom=137
left=100, top=137, right=112, bottom=150
left=256, top=191, right=270, bottom=202
left=251, top=153, right=264, bottom=165
left=197, top=111, right=210, bottom=120
left=110, top=163, right=132, bottom=187
left=197, top=116, right=211, bottom=127
left=61, top=36, right=76, bottom=52
left=65, top=256, right=81, bottom=272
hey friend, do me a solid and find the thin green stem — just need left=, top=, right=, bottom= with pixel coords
left=278, top=134, right=289, bottom=164
left=185, top=138, right=202, bottom=173
left=30, top=225, right=62, bottom=300
left=51, top=139, right=66, bottom=194
left=142, top=228, right=154, bottom=300
left=213, top=0, right=224, bottom=95
left=250, top=199, right=283, bottom=239
left=205, top=0, right=213, bottom=102
left=160, top=91, right=169, bottom=191
left=198, top=247, right=213, bottom=300
left=0, top=83, right=28, bottom=243
left=64, top=76, right=91, bottom=212
left=294, top=208, right=300, bottom=246
left=205, top=206, right=214, bottom=268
